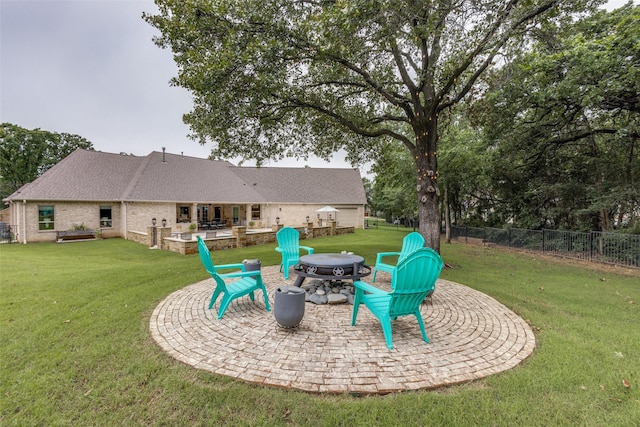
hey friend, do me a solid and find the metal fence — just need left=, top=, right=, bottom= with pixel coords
left=450, top=226, right=640, bottom=269
left=0, top=222, right=14, bottom=244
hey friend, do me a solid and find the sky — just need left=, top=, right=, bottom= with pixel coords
left=0, top=0, right=635, bottom=172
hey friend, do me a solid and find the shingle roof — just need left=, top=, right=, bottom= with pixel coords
left=121, top=151, right=263, bottom=203
left=231, top=167, right=367, bottom=204
left=6, top=150, right=145, bottom=201
left=5, top=149, right=367, bottom=205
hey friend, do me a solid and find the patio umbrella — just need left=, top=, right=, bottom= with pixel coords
left=316, top=206, right=339, bottom=222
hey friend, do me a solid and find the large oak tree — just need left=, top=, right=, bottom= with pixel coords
left=145, top=0, right=601, bottom=251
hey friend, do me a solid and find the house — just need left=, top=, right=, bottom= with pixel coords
left=3, top=149, right=367, bottom=244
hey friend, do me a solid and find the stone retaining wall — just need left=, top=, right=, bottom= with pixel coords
left=130, top=221, right=355, bottom=255
left=127, top=230, right=149, bottom=246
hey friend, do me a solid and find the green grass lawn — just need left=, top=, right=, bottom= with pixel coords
left=1, top=229, right=638, bottom=426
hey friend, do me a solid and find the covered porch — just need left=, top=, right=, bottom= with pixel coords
left=173, top=202, right=365, bottom=231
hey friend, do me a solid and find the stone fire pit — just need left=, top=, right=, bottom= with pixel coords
left=300, top=279, right=355, bottom=305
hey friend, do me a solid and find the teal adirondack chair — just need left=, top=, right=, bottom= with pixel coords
left=275, top=227, right=314, bottom=279
left=372, top=231, right=425, bottom=282
left=197, top=237, right=271, bottom=319
left=351, top=247, right=444, bottom=349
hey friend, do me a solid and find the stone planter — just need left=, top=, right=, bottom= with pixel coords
left=274, top=286, right=305, bottom=328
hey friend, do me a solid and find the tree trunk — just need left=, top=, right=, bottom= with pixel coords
left=415, top=114, right=440, bottom=253
left=444, top=187, right=451, bottom=244
left=600, top=208, right=610, bottom=232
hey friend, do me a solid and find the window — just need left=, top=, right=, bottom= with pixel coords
left=251, top=204, right=261, bottom=220
left=232, top=206, right=239, bottom=225
left=38, top=206, right=55, bottom=230
left=198, top=205, right=209, bottom=223
left=179, top=206, right=190, bottom=222
left=100, top=206, right=112, bottom=227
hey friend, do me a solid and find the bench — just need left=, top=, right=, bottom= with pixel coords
left=56, top=229, right=98, bottom=242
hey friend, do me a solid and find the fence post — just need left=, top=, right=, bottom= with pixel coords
left=542, top=229, right=546, bottom=253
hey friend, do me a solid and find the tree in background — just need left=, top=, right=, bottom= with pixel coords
left=474, top=4, right=639, bottom=232
left=361, top=176, right=374, bottom=213
left=0, top=123, right=93, bottom=204
left=369, top=143, right=417, bottom=223
left=371, top=112, right=498, bottom=237
left=437, top=113, right=496, bottom=234
left=146, top=0, right=600, bottom=252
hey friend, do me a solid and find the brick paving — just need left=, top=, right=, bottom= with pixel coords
left=149, top=266, right=536, bottom=394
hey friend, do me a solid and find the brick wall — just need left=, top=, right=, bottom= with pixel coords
left=20, top=201, right=124, bottom=243
left=159, top=225, right=355, bottom=255
left=13, top=200, right=356, bottom=246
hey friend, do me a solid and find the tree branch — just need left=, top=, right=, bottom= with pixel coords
left=320, top=56, right=398, bottom=103
left=438, top=1, right=558, bottom=109
left=285, top=97, right=413, bottom=146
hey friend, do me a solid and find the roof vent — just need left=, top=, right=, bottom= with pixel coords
left=162, top=147, right=167, bottom=163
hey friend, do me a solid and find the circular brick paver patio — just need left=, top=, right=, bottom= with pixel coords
left=150, top=266, right=536, bottom=394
